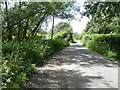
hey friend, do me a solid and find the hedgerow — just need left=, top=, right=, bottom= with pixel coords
left=81, top=34, right=120, bottom=60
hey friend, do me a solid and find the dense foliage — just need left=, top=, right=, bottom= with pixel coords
left=82, top=2, right=120, bottom=35
left=83, top=2, right=120, bottom=20
left=2, top=37, right=69, bottom=88
left=81, top=34, right=120, bottom=60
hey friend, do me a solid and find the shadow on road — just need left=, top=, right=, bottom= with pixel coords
left=24, top=43, right=118, bottom=89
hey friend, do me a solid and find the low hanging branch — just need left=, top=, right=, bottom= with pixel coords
left=27, top=14, right=46, bottom=39
left=34, top=17, right=46, bottom=35
left=9, top=14, right=36, bottom=29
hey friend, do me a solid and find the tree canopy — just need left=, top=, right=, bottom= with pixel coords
left=82, top=2, right=120, bottom=34
left=83, top=2, right=120, bottom=20
left=1, top=1, right=80, bottom=41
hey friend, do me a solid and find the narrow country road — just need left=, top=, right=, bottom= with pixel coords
left=24, top=42, right=119, bottom=89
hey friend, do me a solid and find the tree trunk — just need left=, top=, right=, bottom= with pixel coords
left=70, top=32, right=74, bottom=42
left=17, top=1, right=21, bottom=41
left=23, top=17, right=29, bottom=40
left=51, top=14, right=55, bottom=39
left=5, top=1, right=12, bottom=40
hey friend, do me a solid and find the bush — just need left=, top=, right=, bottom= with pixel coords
left=81, top=34, right=120, bottom=60
left=2, top=37, right=69, bottom=88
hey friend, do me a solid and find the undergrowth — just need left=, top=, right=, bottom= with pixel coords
left=2, top=36, right=69, bottom=88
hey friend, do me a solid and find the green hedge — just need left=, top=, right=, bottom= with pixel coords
left=2, top=37, right=69, bottom=88
left=81, top=34, right=120, bottom=60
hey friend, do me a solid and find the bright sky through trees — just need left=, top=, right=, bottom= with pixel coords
left=46, top=2, right=90, bottom=34
left=70, top=16, right=89, bottom=34
left=46, top=16, right=89, bottom=34
left=4, top=1, right=90, bottom=34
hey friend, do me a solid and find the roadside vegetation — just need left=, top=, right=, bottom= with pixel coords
left=2, top=37, right=69, bottom=88
left=81, top=34, right=120, bottom=60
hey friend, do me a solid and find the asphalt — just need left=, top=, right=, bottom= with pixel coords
left=24, top=42, right=119, bottom=89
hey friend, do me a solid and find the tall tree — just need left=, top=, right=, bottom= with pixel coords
left=51, top=13, right=55, bottom=39
left=5, top=1, right=12, bottom=40
left=18, top=0, right=21, bottom=40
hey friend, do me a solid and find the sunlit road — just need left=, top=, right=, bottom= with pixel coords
left=24, top=42, right=119, bottom=89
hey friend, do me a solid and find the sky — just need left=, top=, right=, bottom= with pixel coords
left=46, top=2, right=90, bottom=34
left=70, top=16, right=89, bottom=34
left=46, top=16, right=89, bottom=34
